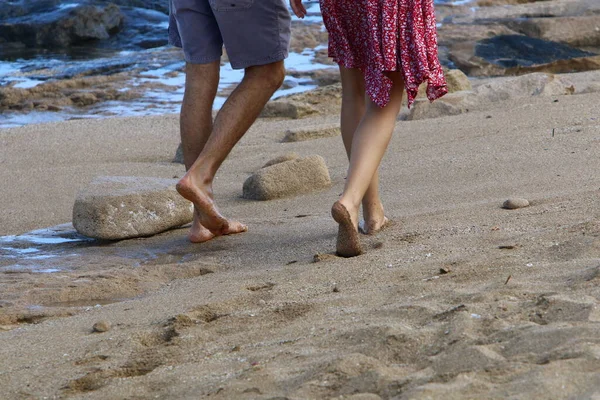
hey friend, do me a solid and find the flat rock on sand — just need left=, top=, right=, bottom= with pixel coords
left=243, top=155, right=331, bottom=200
left=408, top=72, right=575, bottom=120
left=72, top=176, right=193, bottom=240
left=260, top=100, right=318, bottom=119
left=282, top=125, right=341, bottom=142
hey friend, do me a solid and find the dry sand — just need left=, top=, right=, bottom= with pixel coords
left=1, top=81, right=600, bottom=399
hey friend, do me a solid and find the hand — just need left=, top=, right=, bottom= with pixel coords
left=289, top=0, right=307, bottom=18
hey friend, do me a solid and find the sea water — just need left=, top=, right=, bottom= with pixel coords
left=0, top=0, right=471, bottom=129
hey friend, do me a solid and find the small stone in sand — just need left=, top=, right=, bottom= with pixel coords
left=502, top=198, right=530, bottom=209
left=440, top=266, right=452, bottom=274
left=92, top=320, right=111, bottom=333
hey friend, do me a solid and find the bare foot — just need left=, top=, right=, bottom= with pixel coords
left=188, top=213, right=215, bottom=243
left=188, top=208, right=248, bottom=243
left=359, top=216, right=390, bottom=235
left=361, top=201, right=389, bottom=235
left=331, top=201, right=363, bottom=257
left=176, top=173, right=229, bottom=235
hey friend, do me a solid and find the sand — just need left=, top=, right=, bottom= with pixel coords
left=1, top=83, right=600, bottom=399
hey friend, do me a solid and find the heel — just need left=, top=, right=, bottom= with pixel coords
left=331, top=201, right=362, bottom=257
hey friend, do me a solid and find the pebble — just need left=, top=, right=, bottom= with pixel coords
left=502, top=198, right=530, bottom=209
left=92, top=320, right=111, bottom=333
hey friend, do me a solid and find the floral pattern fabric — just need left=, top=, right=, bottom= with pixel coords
left=320, top=0, right=448, bottom=108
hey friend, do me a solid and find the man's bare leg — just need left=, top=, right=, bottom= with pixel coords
left=177, top=61, right=285, bottom=234
left=179, top=61, right=247, bottom=242
left=339, top=66, right=387, bottom=234
left=334, top=70, right=405, bottom=256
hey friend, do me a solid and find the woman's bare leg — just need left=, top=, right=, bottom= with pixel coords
left=334, top=70, right=405, bottom=256
left=339, top=66, right=389, bottom=234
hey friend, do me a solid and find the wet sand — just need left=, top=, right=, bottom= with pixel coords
left=1, top=86, right=600, bottom=398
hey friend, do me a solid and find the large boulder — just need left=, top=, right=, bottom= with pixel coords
left=243, top=156, right=331, bottom=200
left=408, top=72, right=575, bottom=120
left=473, top=72, right=575, bottom=101
left=0, top=1, right=169, bottom=52
left=73, top=176, right=193, bottom=240
left=0, top=3, right=124, bottom=48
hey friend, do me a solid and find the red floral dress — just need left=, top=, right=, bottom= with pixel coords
left=320, top=0, right=448, bottom=108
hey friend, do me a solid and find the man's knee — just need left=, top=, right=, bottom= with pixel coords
left=245, top=61, right=285, bottom=91
left=185, top=61, right=220, bottom=89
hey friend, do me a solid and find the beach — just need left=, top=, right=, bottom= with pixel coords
left=2, top=0, right=600, bottom=398
left=1, top=78, right=600, bottom=398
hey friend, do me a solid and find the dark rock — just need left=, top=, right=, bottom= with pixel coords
left=0, top=3, right=124, bottom=48
left=104, top=0, right=168, bottom=15
left=475, top=35, right=596, bottom=69
left=0, top=1, right=168, bottom=20
left=0, top=1, right=169, bottom=54
left=104, top=6, right=169, bottom=50
left=0, top=0, right=63, bottom=21
left=450, top=34, right=600, bottom=76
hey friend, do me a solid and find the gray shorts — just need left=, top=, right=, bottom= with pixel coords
left=169, top=0, right=291, bottom=69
